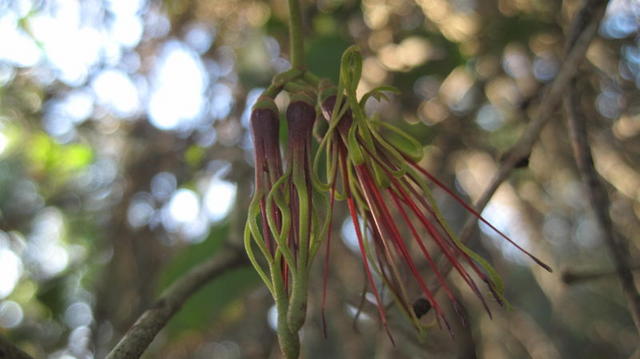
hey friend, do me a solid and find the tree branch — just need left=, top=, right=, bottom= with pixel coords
left=562, top=265, right=640, bottom=285
left=434, top=0, right=609, bottom=282
left=0, top=335, right=34, bottom=359
left=564, top=76, right=640, bottom=332
left=105, top=246, right=248, bottom=359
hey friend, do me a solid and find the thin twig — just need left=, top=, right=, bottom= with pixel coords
left=105, top=247, right=247, bottom=359
left=564, top=76, right=640, bottom=332
left=443, top=0, right=609, bottom=268
left=562, top=0, right=640, bottom=336
left=467, top=2, right=606, bottom=224
left=0, top=335, right=34, bottom=359
left=562, top=265, right=640, bottom=285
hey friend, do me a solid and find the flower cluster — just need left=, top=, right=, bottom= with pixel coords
left=245, top=47, right=550, bottom=354
left=245, top=80, right=329, bottom=358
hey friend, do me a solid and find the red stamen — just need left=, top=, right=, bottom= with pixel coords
left=387, top=188, right=461, bottom=306
left=400, top=177, right=503, bottom=309
left=347, top=197, right=394, bottom=344
left=355, top=165, right=451, bottom=331
left=340, top=148, right=395, bottom=344
left=360, top=141, right=492, bottom=317
left=391, top=177, right=492, bottom=317
left=408, top=161, right=552, bottom=272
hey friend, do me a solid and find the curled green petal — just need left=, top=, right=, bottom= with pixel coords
left=359, top=85, right=401, bottom=107
left=244, top=221, right=275, bottom=296
left=347, top=124, right=365, bottom=165
left=371, top=119, right=424, bottom=162
left=339, top=46, right=363, bottom=95
left=266, top=175, right=298, bottom=274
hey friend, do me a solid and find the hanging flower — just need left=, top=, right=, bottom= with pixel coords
left=245, top=87, right=326, bottom=359
left=315, top=47, right=551, bottom=339
left=245, top=96, right=284, bottom=290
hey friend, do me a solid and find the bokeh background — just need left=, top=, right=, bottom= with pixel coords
left=0, top=0, right=639, bottom=358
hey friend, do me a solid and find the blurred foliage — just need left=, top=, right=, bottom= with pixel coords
left=158, top=223, right=259, bottom=336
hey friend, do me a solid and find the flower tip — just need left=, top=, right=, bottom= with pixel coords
left=536, top=258, right=553, bottom=273
left=250, top=106, right=279, bottom=139
left=412, top=297, right=432, bottom=319
left=252, top=95, right=278, bottom=113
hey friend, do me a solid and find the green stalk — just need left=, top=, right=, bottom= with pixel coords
left=287, top=0, right=305, bottom=69
left=287, top=178, right=310, bottom=333
left=272, top=252, right=300, bottom=359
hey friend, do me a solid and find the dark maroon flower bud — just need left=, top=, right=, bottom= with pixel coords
left=250, top=97, right=282, bottom=187
left=249, top=97, right=283, bottom=255
left=319, top=84, right=352, bottom=135
left=286, top=93, right=316, bottom=152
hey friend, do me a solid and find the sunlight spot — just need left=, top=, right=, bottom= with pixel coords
left=64, top=302, right=93, bottom=328
left=36, top=244, right=69, bottom=277
left=0, top=132, right=8, bottom=156
left=26, top=208, right=70, bottom=278
left=0, top=249, right=22, bottom=299
left=168, top=189, right=200, bottom=224
left=127, top=193, right=155, bottom=228
left=185, top=24, right=215, bottom=54
left=267, top=304, right=278, bottom=331
left=62, top=90, right=95, bottom=123
left=210, top=83, right=234, bottom=120
left=476, top=104, right=504, bottom=131
left=15, top=0, right=34, bottom=17
left=68, top=326, right=91, bottom=354
left=0, top=64, right=15, bottom=86
left=182, top=215, right=209, bottom=242
left=0, top=301, right=23, bottom=328
left=0, top=12, right=42, bottom=67
left=345, top=304, right=372, bottom=321
left=92, top=69, right=140, bottom=117
left=480, top=202, right=529, bottom=266
left=110, top=14, right=143, bottom=48
left=31, top=9, right=104, bottom=85
left=151, top=172, right=177, bottom=201
left=204, top=179, right=236, bottom=222
left=148, top=41, right=207, bottom=130
left=107, top=0, right=146, bottom=15
left=341, top=217, right=369, bottom=254
left=533, top=55, right=558, bottom=82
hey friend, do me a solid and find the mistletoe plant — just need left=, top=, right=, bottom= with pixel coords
left=244, top=1, right=551, bottom=358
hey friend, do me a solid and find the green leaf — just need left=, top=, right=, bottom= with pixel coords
left=185, top=145, right=205, bottom=168
left=28, top=133, right=93, bottom=174
left=60, top=144, right=93, bottom=171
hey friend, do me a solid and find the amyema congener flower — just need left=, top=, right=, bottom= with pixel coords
left=245, top=47, right=551, bottom=346
left=313, top=47, right=551, bottom=340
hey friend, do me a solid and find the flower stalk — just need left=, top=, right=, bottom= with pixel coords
left=287, top=0, right=305, bottom=69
